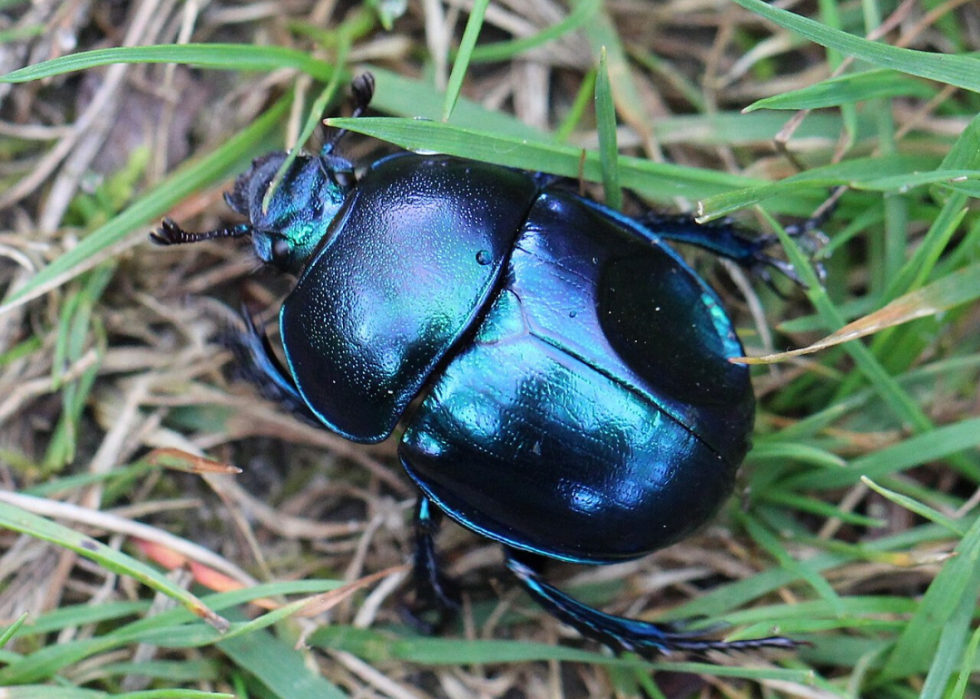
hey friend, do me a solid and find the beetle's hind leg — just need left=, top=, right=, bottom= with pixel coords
left=504, top=548, right=799, bottom=656
left=634, top=212, right=826, bottom=288
left=402, top=496, right=461, bottom=634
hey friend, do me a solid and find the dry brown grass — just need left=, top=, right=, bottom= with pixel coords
left=2, top=1, right=979, bottom=697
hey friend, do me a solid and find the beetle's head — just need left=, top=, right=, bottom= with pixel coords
left=151, top=150, right=355, bottom=276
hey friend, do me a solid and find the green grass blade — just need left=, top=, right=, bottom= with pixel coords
left=555, top=69, right=597, bottom=142
left=699, top=154, right=938, bottom=218
left=0, top=96, right=290, bottom=315
left=739, top=514, right=844, bottom=614
left=218, top=627, right=348, bottom=699
left=368, top=68, right=545, bottom=139
left=745, top=69, right=937, bottom=111
left=0, top=500, right=228, bottom=630
left=0, top=690, right=103, bottom=699
left=788, top=416, right=980, bottom=490
left=12, top=601, right=149, bottom=638
left=470, top=0, right=599, bottom=63
left=111, top=692, right=232, bottom=699
left=941, top=111, right=980, bottom=170
left=595, top=47, right=622, bottom=210
left=950, top=626, right=980, bottom=699
left=97, top=659, right=220, bottom=683
left=729, top=0, right=980, bottom=93
left=861, top=477, right=965, bottom=535
left=570, top=0, right=651, bottom=143
left=881, top=512, right=980, bottom=681
left=0, top=612, right=28, bottom=648
left=310, top=626, right=821, bottom=684
left=325, top=117, right=815, bottom=206
left=3, top=684, right=103, bottom=699
left=443, top=0, right=489, bottom=122
left=0, top=44, right=333, bottom=83
left=883, top=197, right=968, bottom=302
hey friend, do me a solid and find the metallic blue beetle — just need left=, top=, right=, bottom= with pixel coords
left=153, top=74, right=799, bottom=655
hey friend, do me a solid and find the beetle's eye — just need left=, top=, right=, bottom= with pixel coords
left=272, top=238, right=291, bottom=265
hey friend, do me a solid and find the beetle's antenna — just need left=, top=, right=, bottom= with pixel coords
left=321, top=72, right=376, bottom=157
left=150, top=217, right=252, bottom=246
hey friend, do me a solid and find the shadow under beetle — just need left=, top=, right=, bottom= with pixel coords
left=153, top=73, right=807, bottom=655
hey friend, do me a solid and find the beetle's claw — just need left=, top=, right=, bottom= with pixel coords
left=749, top=255, right=800, bottom=297
left=784, top=219, right=830, bottom=284
left=617, top=622, right=805, bottom=656
left=150, top=218, right=253, bottom=247
left=748, top=220, right=828, bottom=292
left=350, top=72, right=376, bottom=116
left=586, top=615, right=804, bottom=656
left=590, top=614, right=805, bottom=656
left=149, top=217, right=183, bottom=246
left=400, top=574, right=461, bottom=635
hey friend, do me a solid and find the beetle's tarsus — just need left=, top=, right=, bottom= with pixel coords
left=635, top=211, right=827, bottom=291
left=505, top=548, right=800, bottom=656
left=784, top=219, right=830, bottom=283
left=350, top=72, right=375, bottom=117
left=402, top=496, right=461, bottom=634
left=400, top=575, right=461, bottom=635
left=321, top=72, right=376, bottom=158
left=747, top=223, right=828, bottom=292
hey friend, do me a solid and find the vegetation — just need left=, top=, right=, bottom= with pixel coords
left=0, top=0, right=978, bottom=697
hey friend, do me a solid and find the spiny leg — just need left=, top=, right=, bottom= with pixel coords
left=321, top=72, right=376, bottom=158
left=403, top=495, right=461, bottom=634
left=222, top=308, right=318, bottom=423
left=504, top=547, right=798, bottom=655
left=636, top=212, right=828, bottom=287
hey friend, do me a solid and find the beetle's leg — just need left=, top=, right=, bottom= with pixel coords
left=223, top=309, right=317, bottom=423
left=321, top=72, right=376, bottom=158
left=634, top=212, right=828, bottom=289
left=402, top=496, right=461, bottom=634
left=504, top=548, right=799, bottom=656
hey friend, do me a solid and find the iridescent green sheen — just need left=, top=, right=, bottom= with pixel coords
left=280, top=155, right=539, bottom=442
left=257, top=153, right=754, bottom=557
left=172, top=146, right=801, bottom=655
left=225, top=152, right=350, bottom=276
left=400, top=191, right=752, bottom=563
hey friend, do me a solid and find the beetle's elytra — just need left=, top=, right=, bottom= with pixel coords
left=153, top=73, right=801, bottom=655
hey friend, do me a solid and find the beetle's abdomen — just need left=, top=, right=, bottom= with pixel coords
left=280, top=155, right=538, bottom=442
left=400, top=192, right=754, bottom=562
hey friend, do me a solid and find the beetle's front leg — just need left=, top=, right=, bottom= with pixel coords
left=403, top=495, right=461, bottom=634
left=504, top=548, right=799, bottom=656
left=224, top=309, right=318, bottom=423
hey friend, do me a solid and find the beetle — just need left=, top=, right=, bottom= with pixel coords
left=152, top=73, right=805, bottom=655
